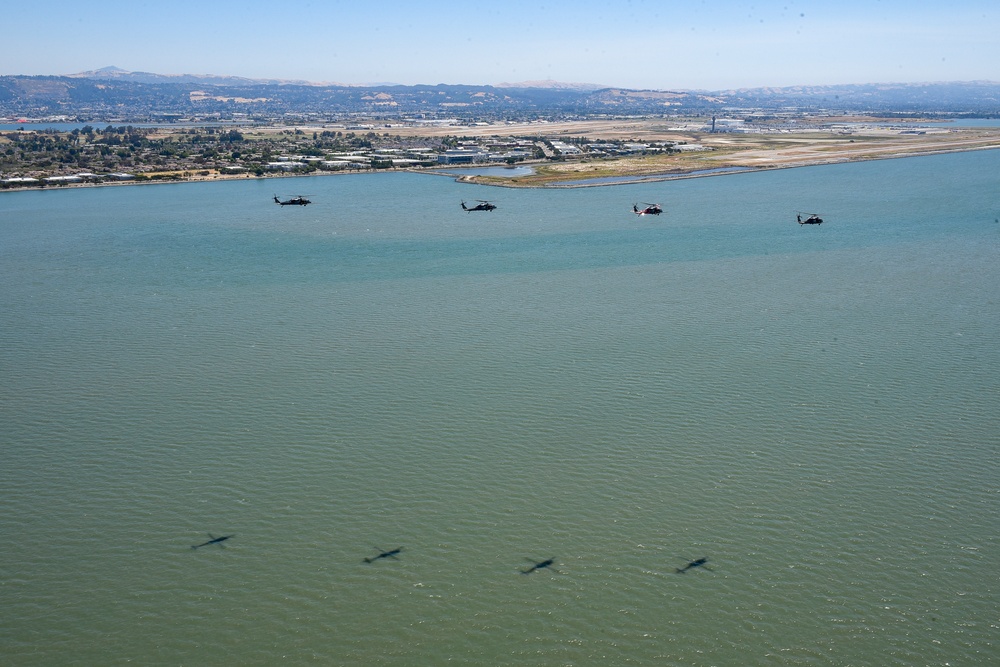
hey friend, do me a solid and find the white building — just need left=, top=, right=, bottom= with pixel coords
left=549, top=141, right=582, bottom=155
left=437, top=148, right=491, bottom=164
left=266, top=161, right=307, bottom=171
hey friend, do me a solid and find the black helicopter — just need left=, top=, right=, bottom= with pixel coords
left=461, top=200, right=497, bottom=212
left=797, top=212, right=823, bottom=225
left=274, top=195, right=311, bottom=206
left=633, top=202, right=663, bottom=216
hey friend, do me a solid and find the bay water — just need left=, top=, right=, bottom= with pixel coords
left=2, top=152, right=999, bottom=665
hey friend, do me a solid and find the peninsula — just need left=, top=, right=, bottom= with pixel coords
left=3, top=73, right=999, bottom=189
left=3, top=116, right=999, bottom=190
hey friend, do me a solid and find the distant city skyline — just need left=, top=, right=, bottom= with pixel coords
left=4, top=0, right=997, bottom=90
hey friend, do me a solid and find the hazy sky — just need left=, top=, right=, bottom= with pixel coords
left=4, top=0, right=997, bottom=89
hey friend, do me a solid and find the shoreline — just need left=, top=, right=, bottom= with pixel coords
left=455, top=126, right=1000, bottom=188
left=3, top=144, right=999, bottom=194
left=4, top=124, right=1000, bottom=193
left=452, top=142, right=1000, bottom=189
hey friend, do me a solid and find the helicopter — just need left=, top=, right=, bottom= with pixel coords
left=633, top=203, right=663, bottom=216
left=796, top=212, right=823, bottom=225
left=274, top=194, right=311, bottom=206
left=461, top=200, right=497, bottom=212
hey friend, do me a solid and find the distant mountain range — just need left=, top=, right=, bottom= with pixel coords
left=66, top=66, right=338, bottom=87
left=495, top=79, right=609, bottom=91
left=70, top=67, right=611, bottom=91
left=2, top=67, right=998, bottom=120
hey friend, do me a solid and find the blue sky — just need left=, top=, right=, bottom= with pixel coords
left=4, top=0, right=997, bottom=89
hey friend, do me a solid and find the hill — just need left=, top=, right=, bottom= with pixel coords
left=2, top=69, right=998, bottom=120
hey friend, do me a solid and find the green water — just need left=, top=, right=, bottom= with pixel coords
left=2, top=153, right=999, bottom=665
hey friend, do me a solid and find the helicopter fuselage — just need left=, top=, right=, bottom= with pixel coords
left=462, top=201, right=496, bottom=212
left=275, top=196, right=310, bottom=206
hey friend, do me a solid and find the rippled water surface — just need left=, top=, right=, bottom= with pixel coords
left=2, top=152, right=999, bottom=665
